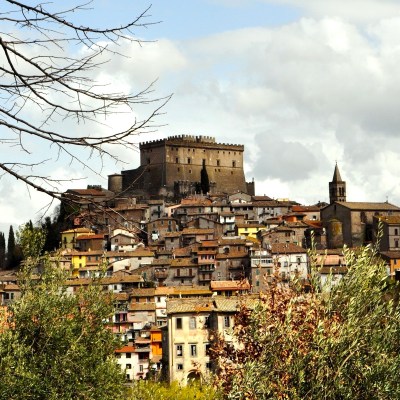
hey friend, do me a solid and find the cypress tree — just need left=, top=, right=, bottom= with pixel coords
left=200, top=159, right=210, bottom=194
left=0, top=232, right=5, bottom=269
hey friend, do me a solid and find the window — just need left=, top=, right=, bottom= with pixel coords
left=176, top=318, right=182, bottom=329
left=204, top=316, right=210, bottom=328
left=176, top=157, right=179, bottom=163
left=205, top=343, right=211, bottom=355
left=206, top=362, right=212, bottom=369
left=187, top=158, right=191, bottom=164
left=139, top=365, right=144, bottom=372
left=224, top=316, right=230, bottom=328
left=296, top=257, right=301, bottom=265
left=126, top=364, right=132, bottom=369
left=126, top=352, right=131, bottom=359
left=177, top=364, right=183, bottom=370
left=232, top=161, right=236, bottom=167
left=217, top=159, right=220, bottom=167
left=190, top=344, right=197, bottom=357
left=176, top=344, right=183, bottom=357
left=189, top=317, right=196, bottom=329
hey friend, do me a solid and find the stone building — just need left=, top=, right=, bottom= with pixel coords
left=322, top=164, right=400, bottom=248
left=108, top=135, right=254, bottom=198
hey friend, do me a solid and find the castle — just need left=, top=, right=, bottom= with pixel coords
left=108, top=135, right=254, bottom=198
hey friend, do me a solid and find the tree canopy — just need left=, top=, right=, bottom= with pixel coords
left=0, top=225, right=126, bottom=399
left=212, top=245, right=400, bottom=400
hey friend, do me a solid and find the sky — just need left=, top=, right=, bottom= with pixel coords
left=2, top=0, right=400, bottom=232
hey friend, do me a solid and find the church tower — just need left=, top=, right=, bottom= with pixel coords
left=329, top=163, right=346, bottom=203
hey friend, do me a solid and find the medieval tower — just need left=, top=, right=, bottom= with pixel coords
left=109, top=135, right=254, bottom=198
left=329, top=163, right=346, bottom=203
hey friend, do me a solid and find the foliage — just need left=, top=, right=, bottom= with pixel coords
left=0, top=231, right=5, bottom=269
left=211, top=245, right=400, bottom=399
left=128, top=380, right=221, bottom=400
left=6, top=225, right=22, bottom=269
left=200, top=159, right=210, bottom=194
left=0, top=225, right=126, bottom=400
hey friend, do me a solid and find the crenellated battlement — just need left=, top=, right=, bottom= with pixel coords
left=140, top=135, right=243, bottom=149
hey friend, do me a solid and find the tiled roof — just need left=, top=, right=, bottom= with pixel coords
left=128, top=303, right=156, bottom=311
left=166, top=298, right=214, bottom=314
left=131, top=288, right=156, bottom=297
left=210, top=280, right=250, bottom=291
left=164, top=232, right=181, bottom=238
left=151, top=259, right=172, bottom=266
left=333, top=202, right=400, bottom=211
left=292, top=205, right=321, bottom=212
left=216, top=251, right=248, bottom=259
left=376, top=216, right=400, bottom=224
left=271, top=243, right=307, bottom=254
left=115, top=345, right=136, bottom=353
left=181, top=228, right=214, bottom=235
left=76, top=234, right=104, bottom=240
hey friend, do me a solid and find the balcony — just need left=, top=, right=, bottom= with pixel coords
left=135, top=346, right=151, bottom=353
left=199, top=275, right=212, bottom=282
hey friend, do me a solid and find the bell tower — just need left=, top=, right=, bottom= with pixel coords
left=329, top=163, right=346, bottom=203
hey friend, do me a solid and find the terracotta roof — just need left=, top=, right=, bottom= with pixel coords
left=164, top=232, right=181, bottom=238
left=131, top=288, right=156, bottom=297
left=116, top=345, right=136, bottom=353
left=151, top=259, right=172, bottom=266
left=210, top=280, right=250, bottom=291
left=129, top=303, right=156, bottom=311
left=200, top=240, right=219, bottom=247
left=166, top=298, right=214, bottom=314
left=252, top=195, right=273, bottom=202
left=76, top=234, right=104, bottom=240
left=332, top=202, right=400, bottom=211
left=216, top=251, right=248, bottom=259
left=236, top=223, right=264, bottom=229
left=181, top=228, right=215, bottom=235
left=376, top=216, right=400, bottom=224
left=271, top=243, right=307, bottom=254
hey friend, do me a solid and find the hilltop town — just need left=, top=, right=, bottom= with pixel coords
left=1, top=134, right=400, bottom=385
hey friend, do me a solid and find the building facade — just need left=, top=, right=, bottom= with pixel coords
left=109, top=135, right=254, bottom=198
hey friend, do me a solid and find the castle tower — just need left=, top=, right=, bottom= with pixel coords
left=329, top=163, right=346, bottom=203
left=120, top=135, right=248, bottom=198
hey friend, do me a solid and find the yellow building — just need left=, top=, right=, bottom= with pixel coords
left=235, top=223, right=264, bottom=239
left=61, top=228, right=94, bottom=250
left=70, top=250, right=104, bottom=278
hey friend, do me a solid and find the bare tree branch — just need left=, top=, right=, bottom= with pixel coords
left=0, top=0, right=168, bottom=203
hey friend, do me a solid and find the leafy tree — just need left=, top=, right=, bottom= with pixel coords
left=129, top=380, right=221, bottom=400
left=211, top=245, right=400, bottom=400
left=0, top=225, right=126, bottom=399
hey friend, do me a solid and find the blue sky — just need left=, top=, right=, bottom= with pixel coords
left=3, top=0, right=400, bottom=232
